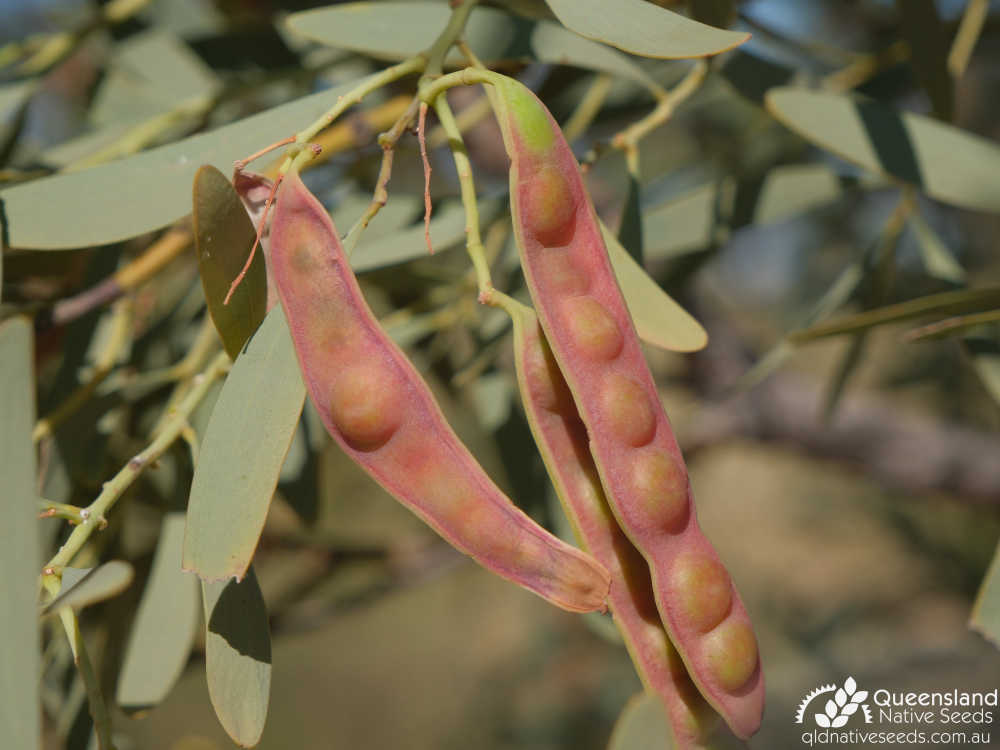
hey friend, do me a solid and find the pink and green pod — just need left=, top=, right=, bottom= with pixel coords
left=501, top=295, right=717, bottom=748
left=268, top=167, right=611, bottom=614
left=487, top=75, right=764, bottom=738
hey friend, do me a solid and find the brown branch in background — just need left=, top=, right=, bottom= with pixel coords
left=686, top=321, right=1000, bottom=502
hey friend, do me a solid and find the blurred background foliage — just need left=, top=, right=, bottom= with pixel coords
left=4, top=0, right=1000, bottom=748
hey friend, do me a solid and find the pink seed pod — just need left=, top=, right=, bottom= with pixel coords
left=488, top=76, right=764, bottom=738
left=502, top=297, right=717, bottom=748
left=268, top=167, right=611, bottom=614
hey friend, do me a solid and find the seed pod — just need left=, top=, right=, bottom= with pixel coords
left=488, top=76, right=764, bottom=738
left=268, top=168, right=611, bottom=613
left=502, top=296, right=716, bottom=748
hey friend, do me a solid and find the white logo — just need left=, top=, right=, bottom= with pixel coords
left=796, top=676, right=873, bottom=728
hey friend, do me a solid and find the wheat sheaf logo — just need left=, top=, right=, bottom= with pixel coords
left=796, top=676, right=873, bottom=728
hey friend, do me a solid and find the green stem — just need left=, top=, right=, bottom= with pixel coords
left=421, top=0, right=480, bottom=81
left=41, top=350, right=230, bottom=581
left=419, top=67, right=498, bottom=105
left=282, top=56, right=427, bottom=171
left=68, top=612, right=115, bottom=749
left=431, top=95, right=492, bottom=298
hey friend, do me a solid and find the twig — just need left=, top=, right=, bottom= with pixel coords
left=342, top=97, right=421, bottom=256
left=948, top=0, right=989, bottom=77
left=34, top=296, right=133, bottom=443
left=40, top=350, right=230, bottom=581
left=50, top=227, right=190, bottom=327
left=561, top=73, right=615, bottom=142
left=282, top=57, right=427, bottom=172
left=418, top=103, right=435, bottom=254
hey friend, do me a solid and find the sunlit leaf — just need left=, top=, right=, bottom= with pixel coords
left=117, top=513, right=200, bottom=713
left=184, top=306, right=305, bottom=583
left=909, top=210, right=965, bottom=284
left=0, top=317, right=40, bottom=750
left=544, top=0, right=748, bottom=59
left=790, top=286, right=1000, bottom=343
left=603, top=223, right=708, bottom=352
left=967, top=337, right=1000, bottom=410
left=766, top=88, right=1000, bottom=214
left=193, top=165, right=268, bottom=358
left=971, top=538, right=1000, bottom=646
left=43, top=561, right=135, bottom=614
left=608, top=691, right=676, bottom=750
left=0, top=79, right=360, bottom=249
left=285, top=3, right=659, bottom=88
left=90, top=30, right=220, bottom=125
left=202, top=567, right=270, bottom=748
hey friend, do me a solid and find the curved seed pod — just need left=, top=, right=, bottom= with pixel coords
left=488, top=76, right=764, bottom=738
left=502, top=295, right=717, bottom=748
left=268, top=168, right=610, bottom=613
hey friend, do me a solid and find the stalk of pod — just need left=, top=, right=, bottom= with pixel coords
left=454, top=73, right=766, bottom=739
left=266, top=166, right=611, bottom=614
left=496, top=291, right=717, bottom=748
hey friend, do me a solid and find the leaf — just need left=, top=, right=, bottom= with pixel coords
left=353, top=199, right=502, bottom=273
left=193, top=165, right=268, bottom=358
left=0, top=317, right=40, bottom=750
left=116, top=513, right=200, bottom=713
left=791, top=287, right=1000, bottom=343
left=43, top=561, right=135, bottom=614
left=184, top=305, right=306, bottom=583
left=815, top=714, right=831, bottom=728
left=528, top=21, right=659, bottom=90
left=90, top=30, right=220, bottom=126
left=835, top=689, right=847, bottom=706
left=0, top=78, right=361, bottom=249
left=765, top=88, right=1000, bottom=214
left=607, top=692, right=676, bottom=750
left=603, top=224, right=707, bottom=352
left=284, top=3, right=659, bottom=88
left=544, top=0, right=749, bottom=59
left=202, top=567, right=271, bottom=748
left=967, top=338, right=1000, bottom=410
left=825, top=699, right=837, bottom=718
left=832, top=715, right=848, bottom=728
left=755, top=164, right=842, bottom=225
left=735, top=262, right=865, bottom=391
left=642, top=183, right=716, bottom=261
left=845, top=676, right=857, bottom=695
left=909, top=210, right=965, bottom=284
left=721, top=48, right=796, bottom=105
left=896, top=0, right=953, bottom=121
